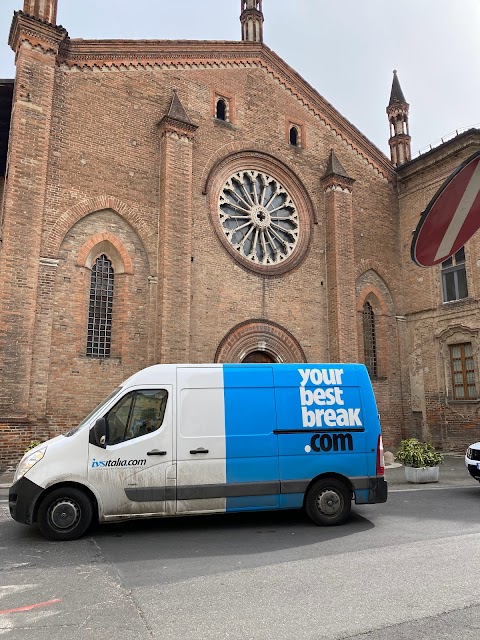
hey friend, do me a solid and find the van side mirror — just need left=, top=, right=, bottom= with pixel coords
left=89, top=418, right=107, bottom=448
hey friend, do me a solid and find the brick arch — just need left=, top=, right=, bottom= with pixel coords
left=356, top=267, right=395, bottom=315
left=77, top=232, right=133, bottom=275
left=43, top=196, right=154, bottom=270
left=356, top=284, right=389, bottom=316
left=355, top=260, right=395, bottom=296
left=356, top=274, right=395, bottom=380
left=215, top=319, right=306, bottom=363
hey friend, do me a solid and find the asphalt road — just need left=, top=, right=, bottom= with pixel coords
left=1, top=474, right=479, bottom=639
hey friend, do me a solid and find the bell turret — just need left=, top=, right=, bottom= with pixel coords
left=387, top=70, right=411, bottom=166
left=23, top=0, right=58, bottom=24
left=240, top=0, right=264, bottom=43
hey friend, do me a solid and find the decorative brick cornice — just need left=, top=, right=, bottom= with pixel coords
left=322, top=176, right=355, bottom=193
left=158, top=115, right=198, bottom=141
left=9, top=11, right=67, bottom=54
left=55, top=39, right=396, bottom=183
left=387, top=103, right=409, bottom=118
left=397, top=129, right=480, bottom=179
left=389, top=133, right=411, bottom=144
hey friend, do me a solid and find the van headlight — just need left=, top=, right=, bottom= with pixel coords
left=14, top=448, right=46, bottom=482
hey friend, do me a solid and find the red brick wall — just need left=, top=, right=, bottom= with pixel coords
left=398, top=135, right=480, bottom=452
left=0, top=35, right=412, bottom=467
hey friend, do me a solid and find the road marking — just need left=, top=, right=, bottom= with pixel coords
left=0, top=599, right=61, bottom=615
left=389, top=485, right=474, bottom=492
left=434, top=160, right=480, bottom=261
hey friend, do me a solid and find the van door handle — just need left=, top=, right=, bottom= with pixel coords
left=190, top=448, right=209, bottom=454
left=147, top=450, right=167, bottom=456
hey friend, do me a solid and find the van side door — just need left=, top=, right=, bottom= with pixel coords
left=175, top=366, right=280, bottom=514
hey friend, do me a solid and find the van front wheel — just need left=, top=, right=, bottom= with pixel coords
left=37, top=487, right=93, bottom=541
left=305, top=478, right=352, bottom=526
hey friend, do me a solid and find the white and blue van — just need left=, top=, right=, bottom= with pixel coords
left=9, top=363, right=387, bottom=540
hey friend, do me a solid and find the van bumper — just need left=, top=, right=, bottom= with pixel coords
left=8, top=477, right=44, bottom=525
left=351, top=476, right=388, bottom=504
left=367, top=476, right=388, bottom=504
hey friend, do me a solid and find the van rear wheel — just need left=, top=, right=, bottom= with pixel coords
left=305, top=478, right=352, bottom=526
left=37, top=487, right=93, bottom=541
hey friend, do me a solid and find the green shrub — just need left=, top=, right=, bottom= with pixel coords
left=395, top=438, right=444, bottom=468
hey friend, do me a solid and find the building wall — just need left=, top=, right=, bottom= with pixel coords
left=10, top=12, right=480, bottom=466
left=398, top=133, right=480, bottom=451
left=0, top=38, right=409, bottom=467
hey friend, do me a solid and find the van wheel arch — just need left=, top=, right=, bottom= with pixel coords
left=33, top=482, right=99, bottom=526
left=303, top=474, right=353, bottom=526
left=303, top=473, right=354, bottom=506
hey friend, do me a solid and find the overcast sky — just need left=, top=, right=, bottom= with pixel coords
left=1, top=0, right=479, bottom=157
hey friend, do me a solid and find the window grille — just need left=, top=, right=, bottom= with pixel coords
left=441, top=247, right=468, bottom=302
left=363, top=302, right=377, bottom=378
left=87, top=254, right=114, bottom=358
left=449, top=343, right=477, bottom=400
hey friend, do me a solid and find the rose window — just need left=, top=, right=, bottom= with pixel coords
left=218, top=170, right=299, bottom=266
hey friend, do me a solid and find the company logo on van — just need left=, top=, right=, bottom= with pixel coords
left=304, top=432, right=353, bottom=454
left=91, top=458, right=147, bottom=468
left=298, top=368, right=363, bottom=429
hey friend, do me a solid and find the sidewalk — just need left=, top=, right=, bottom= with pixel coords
left=385, top=452, right=473, bottom=489
left=1, top=453, right=472, bottom=490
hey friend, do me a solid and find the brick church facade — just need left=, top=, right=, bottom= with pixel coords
left=0, top=0, right=479, bottom=468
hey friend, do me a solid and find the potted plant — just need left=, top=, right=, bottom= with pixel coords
left=395, top=438, right=444, bottom=483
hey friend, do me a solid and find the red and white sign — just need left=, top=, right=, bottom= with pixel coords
left=411, top=150, right=480, bottom=267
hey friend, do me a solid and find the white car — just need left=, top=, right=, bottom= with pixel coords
left=465, top=442, right=480, bottom=482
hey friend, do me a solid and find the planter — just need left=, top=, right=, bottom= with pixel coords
left=404, top=465, right=439, bottom=484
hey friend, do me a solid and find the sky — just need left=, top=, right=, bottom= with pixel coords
left=0, top=0, right=479, bottom=157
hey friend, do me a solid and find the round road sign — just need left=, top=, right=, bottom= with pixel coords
left=411, top=150, right=480, bottom=267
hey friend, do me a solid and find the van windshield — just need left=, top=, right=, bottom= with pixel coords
left=64, top=387, right=122, bottom=436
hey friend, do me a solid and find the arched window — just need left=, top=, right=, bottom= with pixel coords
left=289, top=126, right=299, bottom=146
left=216, top=98, right=227, bottom=121
left=87, top=254, right=114, bottom=358
left=363, top=302, right=377, bottom=378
